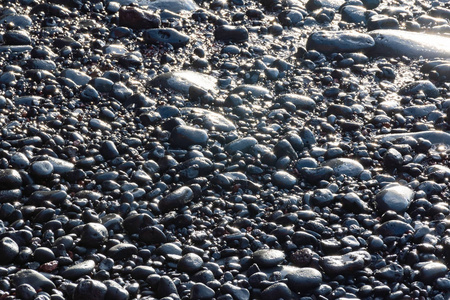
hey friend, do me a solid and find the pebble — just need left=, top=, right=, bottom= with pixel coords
left=158, top=186, right=194, bottom=213
left=253, top=249, right=285, bottom=267
left=73, top=279, right=107, bottom=300
left=79, top=223, right=109, bottom=248
left=276, top=94, right=316, bottom=111
left=368, top=30, right=450, bottom=58
left=16, top=283, right=36, bottom=300
left=141, top=0, right=199, bottom=12
left=272, top=171, right=297, bottom=189
left=190, top=283, right=215, bottom=299
left=322, top=158, right=364, bottom=177
left=307, top=31, right=375, bottom=54
left=261, top=282, right=293, bottom=300
left=104, top=280, right=129, bottom=300
left=320, top=251, right=370, bottom=276
left=3, top=30, right=31, bottom=45
left=221, top=283, right=250, bottom=300
left=0, top=169, right=22, bottom=190
left=119, top=6, right=161, bottom=29
left=375, top=220, right=414, bottom=237
left=178, top=253, right=203, bottom=273
left=144, top=28, right=190, bottom=48
left=375, top=184, right=414, bottom=213
left=281, top=266, right=323, bottom=292
left=170, top=125, right=208, bottom=148
left=0, top=0, right=448, bottom=298
left=62, top=260, right=96, bottom=280
left=107, top=243, right=138, bottom=260
left=13, top=269, right=56, bottom=292
left=149, top=71, right=218, bottom=95
left=214, top=25, right=249, bottom=43
left=180, top=108, right=236, bottom=131
left=225, top=137, right=258, bottom=154
left=419, top=262, right=448, bottom=284
left=0, top=237, right=19, bottom=264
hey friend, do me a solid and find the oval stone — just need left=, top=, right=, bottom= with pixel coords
left=306, top=31, right=375, bottom=54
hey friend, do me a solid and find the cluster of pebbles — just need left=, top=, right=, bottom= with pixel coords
left=1, top=0, right=450, bottom=299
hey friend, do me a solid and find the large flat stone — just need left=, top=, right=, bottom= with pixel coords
left=368, top=30, right=450, bottom=59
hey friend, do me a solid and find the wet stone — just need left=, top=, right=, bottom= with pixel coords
left=170, top=125, right=208, bottom=148
left=399, top=80, right=439, bottom=98
left=276, top=94, right=316, bottom=111
left=341, top=192, right=370, bottom=213
left=107, top=243, right=138, bottom=260
left=79, top=223, right=108, bottom=248
left=306, top=31, right=375, bottom=54
left=180, top=108, right=236, bottom=132
left=0, top=237, right=19, bottom=265
left=62, top=260, right=96, bottom=280
left=157, top=275, right=179, bottom=298
left=13, top=269, right=56, bottom=292
left=73, top=279, right=107, bottom=300
left=375, top=184, right=414, bottom=213
left=144, top=28, right=190, bottom=48
left=377, top=131, right=450, bottom=147
left=225, top=137, right=258, bottom=154
left=30, top=160, right=53, bottom=178
left=140, top=0, right=199, bottom=12
left=341, top=5, right=374, bottom=25
left=320, top=251, right=370, bottom=276
left=279, top=266, right=322, bottom=292
left=100, top=140, right=119, bottom=160
left=158, top=186, right=194, bottom=213
left=178, top=253, right=203, bottom=273
left=190, top=282, right=215, bottom=300
left=131, top=266, right=156, bottom=280
left=221, top=283, right=250, bottom=300
left=0, top=169, right=22, bottom=190
left=261, top=282, right=293, bottom=300
left=305, top=0, right=345, bottom=10
left=10, top=152, right=29, bottom=169
left=215, top=25, right=249, bottom=43
left=367, top=14, right=400, bottom=31
left=368, top=30, right=450, bottom=59
left=16, top=283, right=36, bottom=300
left=272, top=171, right=297, bottom=189
left=231, top=85, right=270, bottom=97
left=3, top=30, right=31, bottom=45
left=253, top=249, right=285, bottom=267
left=149, top=71, right=218, bottom=95
left=119, top=6, right=161, bottom=29
left=33, top=247, right=55, bottom=263
left=322, top=158, right=364, bottom=177
left=104, top=280, right=129, bottom=300
left=60, top=69, right=91, bottom=86
left=0, top=14, right=32, bottom=29
left=375, top=220, right=414, bottom=237
left=375, top=262, right=404, bottom=281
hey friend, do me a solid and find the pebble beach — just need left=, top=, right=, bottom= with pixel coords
left=1, top=0, right=450, bottom=299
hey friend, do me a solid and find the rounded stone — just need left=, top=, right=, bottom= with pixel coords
left=178, top=253, right=203, bottom=273
left=79, top=223, right=108, bottom=248
left=0, top=237, right=19, bottom=265
left=62, top=260, right=96, bottom=280
left=73, top=279, right=107, bottom=300
left=419, top=262, right=448, bottom=284
left=282, top=266, right=322, bottom=292
left=375, top=184, right=414, bottom=213
left=272, top=171, right=297, bottom=189
left=253, top=249, right=285, bottom=267
left=0, top=169, right=22, bottom=190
